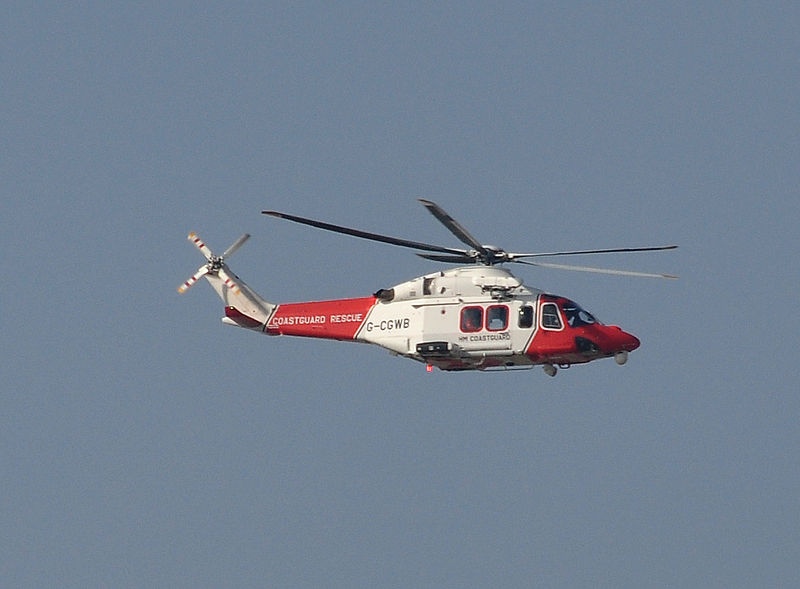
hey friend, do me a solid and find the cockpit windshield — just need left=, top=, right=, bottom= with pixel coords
left=561, top=300, right=599, bottom=327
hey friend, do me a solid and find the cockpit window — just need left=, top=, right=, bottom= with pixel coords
left=561, top=300, right=597, bottom=328
left=541, top=303, right=562, bottom=329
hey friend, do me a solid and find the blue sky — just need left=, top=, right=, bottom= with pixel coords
left=3, top=3, right=799, bottom=587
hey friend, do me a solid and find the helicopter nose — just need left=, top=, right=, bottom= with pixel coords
left=611, top=327, right=640, bottom=352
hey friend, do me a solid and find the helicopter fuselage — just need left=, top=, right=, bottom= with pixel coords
left=233, top=266, right=639, bottom=373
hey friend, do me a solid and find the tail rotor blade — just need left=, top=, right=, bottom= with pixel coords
left=217, top=267, right=241, bottom=294
left=222, top=233, right=250, bottom=259
left=188, top=232, right=213, bottom=260
left=178, top=265, right=210, bottom=293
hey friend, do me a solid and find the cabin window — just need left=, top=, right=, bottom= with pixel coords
left=460, top=306, right=483, bottom=332
left=518, top=305, right=534, bottom=329
left=486, top=305, right=509, bottom=331
left=541, top=303, right=562, bottom=329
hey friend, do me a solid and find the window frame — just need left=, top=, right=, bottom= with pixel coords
left=540, top=302, right=564, bottom=331
left=460, top=306, right=484, bottom=333
left=486, top=304, right=509, bottom=332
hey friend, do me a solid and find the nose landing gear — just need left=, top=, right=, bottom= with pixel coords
left=614, top=351, right=629, bottom=365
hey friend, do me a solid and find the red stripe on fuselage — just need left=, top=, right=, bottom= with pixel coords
left=266, top=297, right=377, bottom=340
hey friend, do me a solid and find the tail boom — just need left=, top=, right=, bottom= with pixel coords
left=264, top=297, right=377, bottom=340
left=179, top=232, right=380, bottom=340
left=203, top=265, right=275, bottom=330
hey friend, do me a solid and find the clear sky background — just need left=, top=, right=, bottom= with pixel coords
left=3, top=3, right=799, bottom=587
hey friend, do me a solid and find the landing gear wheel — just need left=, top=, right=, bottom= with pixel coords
left=614, top=351, right=629, bottom=365
left=542, top=364, right=557, bottom=377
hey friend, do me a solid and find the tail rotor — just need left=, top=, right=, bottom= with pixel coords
left=178, top=232, right=250, bottom=294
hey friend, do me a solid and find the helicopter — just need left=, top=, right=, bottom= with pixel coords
left=179, top=200, right=676, bottom=375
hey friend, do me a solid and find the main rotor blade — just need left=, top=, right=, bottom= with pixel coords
left=222, top=233, right=250, bottom=259
left=516, top=259, right=678, bottom=279
left=508, top=245, right=677, bottom=260
left=416, top=253, right=476, bottom=264
left=262, top=210, right=467, bottom=256
left=417, top=199, right=488, bottom=255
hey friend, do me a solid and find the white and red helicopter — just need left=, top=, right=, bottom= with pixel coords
left=179, top=200, right=676, bottom=375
